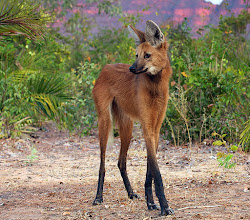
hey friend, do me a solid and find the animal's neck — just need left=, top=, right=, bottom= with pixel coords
left=146, top=67, right=170, bottom=84
left=141, top=68, right=169, bottom=99
left=147, top=70, right=162, bottom=83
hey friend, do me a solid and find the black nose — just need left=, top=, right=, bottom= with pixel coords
left=129, top=66, right=136, bottom=73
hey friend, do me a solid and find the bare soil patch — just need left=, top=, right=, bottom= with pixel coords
left=0, top=123, right=249, bottom=219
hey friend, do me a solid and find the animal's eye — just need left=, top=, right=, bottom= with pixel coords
left=144, top=53, right=151, bottom=59
left=136, top=54, right=138, bottom=58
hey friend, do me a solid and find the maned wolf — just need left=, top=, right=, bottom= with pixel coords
left=92, top=20, right=173, bottom=216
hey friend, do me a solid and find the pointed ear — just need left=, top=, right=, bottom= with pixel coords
left=145, top=20, right=164, bottom=48
left=128, top=25, right=145, bottom=47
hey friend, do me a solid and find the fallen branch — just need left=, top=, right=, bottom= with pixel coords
left=177, top=205, right=222, bottom=211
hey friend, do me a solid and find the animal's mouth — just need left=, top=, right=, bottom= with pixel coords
left=130, top=68, right=148, bottom=74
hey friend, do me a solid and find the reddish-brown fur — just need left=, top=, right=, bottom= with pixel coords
left=92, top=20, right=173, bottom=216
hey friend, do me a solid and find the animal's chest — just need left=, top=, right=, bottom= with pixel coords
left=139, top=86, right=167, bottom=109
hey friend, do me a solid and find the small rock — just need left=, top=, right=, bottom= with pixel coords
left=63, top=212, right=71, bottom=216
left=243, top=186, right=249, bottom=193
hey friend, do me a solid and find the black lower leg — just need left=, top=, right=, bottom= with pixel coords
left=93, top=160, right=105, bottom=205
left=145, top=161, right=159, bottom=210
left=150, top=160, right=174, bottom=215
left=118, top=161, right=139, bottom=199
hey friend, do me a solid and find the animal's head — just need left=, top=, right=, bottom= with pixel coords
left=128, top=20, right=169, bottom=75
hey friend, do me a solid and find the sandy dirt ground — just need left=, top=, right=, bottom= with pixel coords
left=0, top=123, right=249, bottom=219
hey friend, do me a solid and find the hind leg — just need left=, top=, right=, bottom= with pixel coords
left=93, top=107, right=112, bottom=205
left=115, top=111, right=139, bottom=199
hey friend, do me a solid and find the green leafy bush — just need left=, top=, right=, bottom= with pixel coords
left=63, top=60, right=100, bottom=135
left=162, top=11, right=249, bottom=145
left=212, top=132, right=238, bottom=169
left=0, top=35, right=72, bottom=137
left=89, top=28, right=135, bottom=66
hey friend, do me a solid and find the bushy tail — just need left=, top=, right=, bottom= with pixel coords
left=107, top=103, right=114, bottom=146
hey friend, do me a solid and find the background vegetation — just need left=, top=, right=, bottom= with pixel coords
left=0, top=0, right=249, bottom=150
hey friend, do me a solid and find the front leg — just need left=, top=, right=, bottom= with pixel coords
left=145, top=120, right=163, bottom=210
left=149, top=153, right=174, bottom=215
left=143, top=127, right=173, bottom=216
left=145, top=159, right=159, bottom=210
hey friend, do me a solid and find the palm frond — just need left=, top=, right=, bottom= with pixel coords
left=239, top=119, right=250, bottom=150
left=27, top=74, right=71, bottom=100
left=0, top=0, right=49, bottom=40
left=26, top=73, right=72, bottom=119
left=9, top=69, right=39, bottom=83
left=30, top=94, right=59, bottom=118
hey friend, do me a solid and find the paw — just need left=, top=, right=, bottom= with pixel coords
left=147, top=202, right=160, bottom=210
left=161, top=207, right=174, bottom=216
left=92, top=197, right=103, bottom=205
left=128, top=192, right=140, bottom=199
